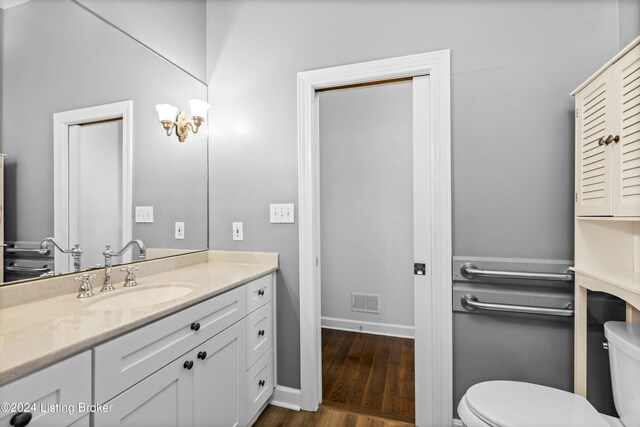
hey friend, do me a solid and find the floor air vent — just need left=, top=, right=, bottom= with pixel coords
left=351, top=293, right=380, bottom=313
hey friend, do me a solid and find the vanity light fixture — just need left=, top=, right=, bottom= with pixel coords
left=155, top=99, right=209, bottom=143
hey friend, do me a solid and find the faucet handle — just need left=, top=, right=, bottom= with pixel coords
left=75, top=273, right=96, bottom=299
left=120, top=265, right=140, bottom=287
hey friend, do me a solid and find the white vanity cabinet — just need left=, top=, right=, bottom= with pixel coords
left=574, top=41, right=640, bottom=217
left=95, top=320, right=246, bottom=427
left=92, top=272, right=275, bottom=427
left=0, top=351, right=91, bottom=427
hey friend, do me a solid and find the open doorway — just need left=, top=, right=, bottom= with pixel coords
left=297, top=51, right=452, bottom=427
left=318, top=80, right=415, bottom=423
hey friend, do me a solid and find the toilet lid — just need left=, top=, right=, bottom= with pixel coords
left=465, top=381, right=609, bottom=427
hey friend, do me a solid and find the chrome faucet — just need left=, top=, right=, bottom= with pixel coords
left=101, top=240, right=146, bottom=292
left=39, top=237, right=84, bottom=272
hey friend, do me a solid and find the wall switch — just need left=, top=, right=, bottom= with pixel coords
left=175, top=222, right=185, bottom=239
left=135, top=206, right=154, bottom=223
left=232, top=222, right=243, bottom=241
left=270, top=203, right=295, bottom=224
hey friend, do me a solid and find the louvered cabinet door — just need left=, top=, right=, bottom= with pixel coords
left=614, top=43, right=640, bottom=216
left=576, top=68, right=614, bottom=216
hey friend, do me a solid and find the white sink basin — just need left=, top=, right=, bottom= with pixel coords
left=87, top=283, right=196, bottom=311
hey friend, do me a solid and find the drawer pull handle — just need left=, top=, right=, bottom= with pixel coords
left=258, top=379, right=265, bottom=387
left=197, top=351, right=207, bottom=360
left=190, top=322, right=201, bottom=331
left=184, top=360, right=194, bottom=370
left=10, top=412, right=32, bottom=427
left=258, top=329, right=265, bottom=337
left=258, top=289, right=265, bottom=296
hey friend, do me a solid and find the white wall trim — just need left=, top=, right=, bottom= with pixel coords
left=53, top=101, right=133, bottom=272
left=321, top=317, right=415, bottom=339
left=297, top=50, right=452, bottom=427
left=269, top=385, right=301, bottom=411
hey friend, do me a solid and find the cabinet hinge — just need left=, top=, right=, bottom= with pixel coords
left=575, top=108, right=579, bottom=119
left=575, top=192, right=578, bottom=202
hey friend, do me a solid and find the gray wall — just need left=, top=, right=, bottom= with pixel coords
left=3, top=0, right=208, bottom=253
left=75, top=0, right=207, bottom=83
left=207, top=0, right=626, bottom=390
left=619, top=0, right=640, bottom=48
left=319, top=82, right=414, bottom=327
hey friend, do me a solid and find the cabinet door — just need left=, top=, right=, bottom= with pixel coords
left=576, top=68, right=615, bottom=216
left=613, top=43, right=640, bottom=216
left=0, top=352, right=91, bottom=427
left=193, top=319, right=246, bottom=427
left=94, top=356, right=193, bottom=427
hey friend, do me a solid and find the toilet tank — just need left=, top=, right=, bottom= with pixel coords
left=604, top=321, right=640, bottom=427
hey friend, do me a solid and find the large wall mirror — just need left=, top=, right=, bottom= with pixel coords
left=0, top=0, right=208, bottom=285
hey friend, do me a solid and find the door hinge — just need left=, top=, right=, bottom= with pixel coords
left=414, top=263, right=426, bottom=275
left=575, top=108, right=579, bottom=119
left=575, top=192, right=578, bottom=202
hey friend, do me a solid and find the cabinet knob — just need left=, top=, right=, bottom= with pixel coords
left=184, top=360, right=194, bottom=370
left=258, top=289, right=265, bottom=296
left=197, top=351, right=207, bottom=360
left=190, top=322, right=201, bottom=331
left=10, top=412, right=32, bottom=427
left=258, top=379, right=265, bottom=387
left=598, top=135, right=620, bottom=146
left=258, top=329, right=265, bottom=337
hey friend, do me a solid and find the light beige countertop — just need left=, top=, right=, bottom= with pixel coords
left=0, top=250, right=278, bottom=385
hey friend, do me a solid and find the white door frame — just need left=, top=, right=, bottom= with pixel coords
left=297, top=50, right=452, bottom=426
left=53, top=100, right=133, bottom=272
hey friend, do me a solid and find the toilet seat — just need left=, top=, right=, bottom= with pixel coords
left=459, top=381, right=610, bottom=427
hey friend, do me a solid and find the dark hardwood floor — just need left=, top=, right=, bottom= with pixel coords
left=321, top=328, right=415, bottom=423
left=254, top=404, right=414, bottom=427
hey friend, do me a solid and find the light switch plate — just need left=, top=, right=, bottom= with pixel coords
left=233, top=222, right=243, bottom=241
left=135, top=206, right=154, bottom=223
left=270, top=203, right=295, bottom=224
left=175, top=222, right=185, bottom=240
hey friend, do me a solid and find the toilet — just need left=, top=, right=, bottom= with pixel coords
left=458, top=321, right=640, bottom=427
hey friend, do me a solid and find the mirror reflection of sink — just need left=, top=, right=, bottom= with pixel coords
left=86, top=283, right=196, bottom=311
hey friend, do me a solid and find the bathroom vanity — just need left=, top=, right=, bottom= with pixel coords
left=0, top=250, right=277, bottom=427
left=572, top=35, right=640, bottom=397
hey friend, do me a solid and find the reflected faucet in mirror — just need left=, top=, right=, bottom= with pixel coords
left=101, top=239, right=146, bottom=292
left=38, top=238, right=83, bottom=272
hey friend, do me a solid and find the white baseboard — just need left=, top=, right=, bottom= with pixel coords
left=321, top=316, right=414, bottom=339
left=453, top=418, right=464, bottom=427
left=269, top=385, right=301, bottom=411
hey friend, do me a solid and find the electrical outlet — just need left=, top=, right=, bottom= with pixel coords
left=175, top=222, right=185, bottom=239
left=232, top=222, right=243, bottom=241
left=135, top=206, right=154, bottom=223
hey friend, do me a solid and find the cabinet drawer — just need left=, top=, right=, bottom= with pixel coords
left=246, top=348, right=274, bottom=421
left=246, top=274, right=273, bottom=314
left=246, top=301, right=273, bottom=368
left=94, top=286, right=245, bottom=403
left=0, top=352, right=91, bottom=427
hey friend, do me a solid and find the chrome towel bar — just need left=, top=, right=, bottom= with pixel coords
left=6, top=263, right=51, bottom=274
left=461, top=294, right=575, bottom=317
left=460, top=263, right=574, bottom=282
left=5, top=246, right=50, bottom=255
